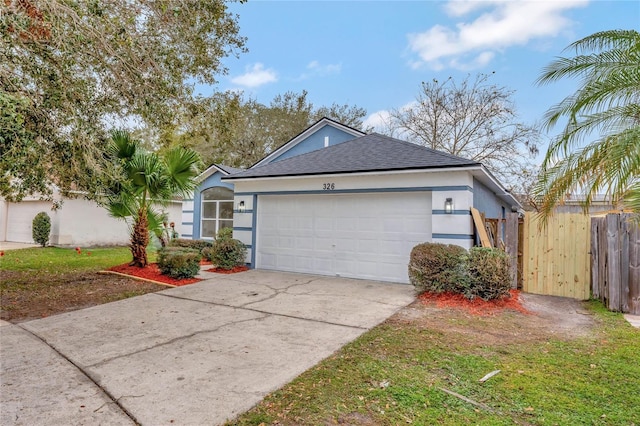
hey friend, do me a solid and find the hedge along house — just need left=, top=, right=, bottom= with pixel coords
left=211, top=118, right=520, bottom=284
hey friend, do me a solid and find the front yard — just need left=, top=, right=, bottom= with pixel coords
left=0, top=247, right=164, bottom=322
left=1, top=247, right=638, bottom=425
left=230, top=298, right=639, bottom=426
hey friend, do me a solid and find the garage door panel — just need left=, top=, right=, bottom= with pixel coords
left=257, top=193, right=431, bottom=283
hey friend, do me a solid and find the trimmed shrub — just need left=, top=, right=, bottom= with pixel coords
left=32, top=212, right=51, bottom=247
left=465, top=247, right=511, bottom=301
left=215, top=227, right=233, bottom=241
left=201, top=246, right=213, bottom=262
left=157, top=247, right=202, bottom=279
left=169, top=238, right=213, bottom=253
left=408, top=243, right=466, bottom=294
left=211, top=229, right=246, bottom=270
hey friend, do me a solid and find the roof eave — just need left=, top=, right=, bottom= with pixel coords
left=221, top=163, right=481, bottom=182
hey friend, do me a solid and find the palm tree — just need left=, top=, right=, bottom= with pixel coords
left=106, top=130, right=201, bottom=267
left=535, top=29, right=640, bottom=219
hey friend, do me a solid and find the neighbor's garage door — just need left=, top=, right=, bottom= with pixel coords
left=256, top=192, right=432, bottom=283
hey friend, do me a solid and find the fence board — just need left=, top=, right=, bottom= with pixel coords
left=621, top=215, right=630, bottom=313
left=606, top=214, right=622, bottom=311
left=505, top=213, right=519, bottom=289
left=522, top=213, right=591, bottom=299
left=590, top=219, right=600, bottom=298
left=629, top=221, right=640, bottom=315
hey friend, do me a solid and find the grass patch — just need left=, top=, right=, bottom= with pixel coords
left=228, top=301, right=639, bottom=426
left=1, top=246, right=163, bottom=322
left=0, top=246, right=153, bottom=273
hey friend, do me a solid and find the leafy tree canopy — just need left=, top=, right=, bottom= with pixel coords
left=155, top=90, right=370, bottom=168
left=1, top=0, right=246, bottom=201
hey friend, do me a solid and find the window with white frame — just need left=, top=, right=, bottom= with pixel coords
left=201, top=186, right=233, bottom=239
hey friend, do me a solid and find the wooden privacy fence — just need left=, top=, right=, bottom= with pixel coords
left=521, top=213, right=591, bottom=300
left=591, top=213, right=640, bottom=315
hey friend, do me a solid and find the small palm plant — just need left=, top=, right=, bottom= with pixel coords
left=105, top=130, right=201, bottom=267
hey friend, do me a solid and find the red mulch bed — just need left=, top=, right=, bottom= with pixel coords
left=419, top=289, right=530, bottom=316
left=108, top=263, right=201, bottom=286
left=206, top=265, right=249, bottom=274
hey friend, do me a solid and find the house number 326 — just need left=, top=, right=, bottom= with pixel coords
left=323, top=183, right=335, bottom=190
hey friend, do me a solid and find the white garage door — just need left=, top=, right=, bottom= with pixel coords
left=256, top=192, right=432, bottom=283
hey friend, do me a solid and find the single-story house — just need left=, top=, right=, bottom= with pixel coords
left=183, top=117, right=519, bottom=284
left=0, top=192, right=183, bottom=247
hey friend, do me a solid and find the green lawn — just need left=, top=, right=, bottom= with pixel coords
left=1, top=246, right=163, bottom=322
left=0, top=246, right=157, bottom=273
left=229, top=301, right=640, bottom=426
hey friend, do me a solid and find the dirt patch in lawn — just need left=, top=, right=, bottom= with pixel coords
left=1, top=270, right=165, bottom=323
left=394, top=291, right=596, bottom=346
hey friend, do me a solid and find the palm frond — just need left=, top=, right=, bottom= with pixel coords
left=163, top=147, right=202, bottom=197
left=535, top=29, right=640, bottom=219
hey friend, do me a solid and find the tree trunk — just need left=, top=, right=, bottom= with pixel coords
left=130, top=206, right=149, bottom=267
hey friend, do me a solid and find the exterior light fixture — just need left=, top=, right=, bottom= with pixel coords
left=444, top=198, right=453, bottom=214
left=238, top=200, right=245, bottom=213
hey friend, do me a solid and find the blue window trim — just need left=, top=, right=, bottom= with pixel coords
left=234, top=185, right=472, bottom=196
left=432, top=233, right=474, bottom=240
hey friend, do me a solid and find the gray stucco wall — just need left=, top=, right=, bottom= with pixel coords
left=472, top=178, right=511, bottom=219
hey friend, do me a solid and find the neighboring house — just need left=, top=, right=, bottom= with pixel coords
left=0, top=191, right=183, bottom=247
left=185, top=117, right=519, bottom=284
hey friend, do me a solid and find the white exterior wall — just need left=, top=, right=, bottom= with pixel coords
left=230, top=169, right=476, bottom=265
left=1, top=196, right=183, bottom=247
left=181, top=199, right=194, bottom=238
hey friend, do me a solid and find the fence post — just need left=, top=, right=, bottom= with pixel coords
left=590, top=218, right=600, bottom=299
left=505, top=213, right=519, bottom=289
left=628, top=218, right=640, bottom=315
left=606, top=214, right=622, bottom=311
left=621, top=214, right=630, bottom=313
left=598, top=216, right=608, bottom=305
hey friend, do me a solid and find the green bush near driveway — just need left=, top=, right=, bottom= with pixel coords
left=408, top=243, right=467, bottom=294
left=169, top=238, right=213, bottom=254
left=210, top=228, right=246, bottom=270
left=408, top=243, right=511, bottom=301
left=157, top=247, right=202, bottom=279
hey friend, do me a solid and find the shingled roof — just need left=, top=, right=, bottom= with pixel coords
left=223, top=133, right=480, bottom=180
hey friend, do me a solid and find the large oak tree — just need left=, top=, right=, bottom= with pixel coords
left=1, top=0, right=246, bottom=201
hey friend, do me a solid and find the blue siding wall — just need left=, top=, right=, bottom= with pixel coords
left=192, top=172, right=234, bottom=239
left=271, top=125, right=358, bottom=162
left=472, top=178, right=511, bottom=219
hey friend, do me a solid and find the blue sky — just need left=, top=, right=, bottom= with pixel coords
left=210, top=0, right=638, bottom=147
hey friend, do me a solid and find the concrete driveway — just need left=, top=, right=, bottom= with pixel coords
left=1, top=269, right=414, bottom=425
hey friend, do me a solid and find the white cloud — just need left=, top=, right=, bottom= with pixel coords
left=408, top=0, right=588, bottom=70
left=363, top=110, right=393, bottom=132
left=295, top=60, right=342, bottom=81
left=363, top=101, right=417, bottom=135
left=230, top=63, right=277, bottom=88
left=307, top=60, right=342, bottom=75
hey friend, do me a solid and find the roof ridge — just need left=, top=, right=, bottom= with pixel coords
left=368, top=133, right=478, bottom=164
